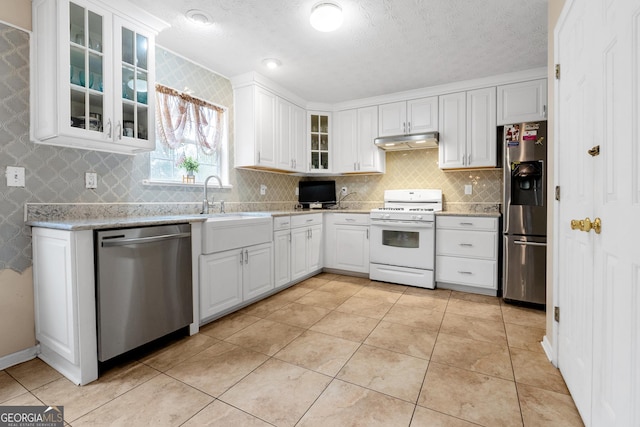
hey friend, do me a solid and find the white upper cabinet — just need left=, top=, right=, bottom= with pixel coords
left=235, top=85, right=277, bottom=169
left=31, top=0, right=166, bottom=155
left=235, top=85, right=306, bottom=172
left=308, top=112, right=331, bottom=172
left=438, top=87, right=497, bottom=169
left=378, top=96, right=438, bottom=137
left=275, top=97, right=307, bottom=172
left=334, top=106, right=384, bottom=173
left=497, top=79, right=547, bottom=125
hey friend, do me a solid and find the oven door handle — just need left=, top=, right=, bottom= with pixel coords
left=370, top=220, right=434, bottom=228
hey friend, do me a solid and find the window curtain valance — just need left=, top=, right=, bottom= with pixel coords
left=155, top=84, right=225, bottom=155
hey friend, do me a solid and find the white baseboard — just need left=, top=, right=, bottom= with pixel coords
left=0, top=345, right=39, bottom=370
left=541, top=335, right=557, bottom=367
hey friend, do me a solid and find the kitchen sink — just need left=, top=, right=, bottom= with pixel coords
left=202, top=213, right=272, bottom=253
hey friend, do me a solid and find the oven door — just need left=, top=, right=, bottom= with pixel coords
left=369, top=220, right=435, bottom=270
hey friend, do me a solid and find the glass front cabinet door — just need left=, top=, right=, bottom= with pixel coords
left=308, top=112, right=331, bottom=172
left=32, top=0, right=167, bottom=154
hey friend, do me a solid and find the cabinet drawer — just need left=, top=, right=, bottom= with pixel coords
left=329, top=213, right=370, bottom=226
left=436, top=229, right=497, bottom=259
left=436, top=256, right=497, bottom=289
left=437, top=215, right=498, bottom=231
left=273, top=216, right=291, bottom=231
left=291, top=213, right=323, bottom=228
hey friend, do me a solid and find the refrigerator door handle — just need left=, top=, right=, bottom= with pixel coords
left=513, top=240, right=547, bottom=247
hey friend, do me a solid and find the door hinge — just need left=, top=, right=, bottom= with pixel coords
left=555, top=64, right=561, bottom=80
left=554, top=306, right=560, bottom=322
left=555, top=185, right=561, bottom=201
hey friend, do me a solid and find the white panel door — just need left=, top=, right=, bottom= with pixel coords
left=334, top=109, right=358, bottom=172
left=274, top=230, right=291, bottom=288
left=291, top=227, right=309, bottom=281
left=556, top=1, right=595, bottom=422
left=497, top=79, right=548, bottom=125
left=276, top=97, right=292, bottom=170
left=407, top=96, right=438, bottom=134
left=378, top=101, right=406, bottom=136
left=32, top=229, right=77, bottom=364
left=307, top=224, right=323, bottom=272
left=199, top=250, right=243, bottom=320
left=333, top=225, right=369, bottom=273
left=291, top=104, right=306, bottom=172
left=356, top=106, right=382, bottom=172
left=555, top=0, right=640, bottom=425
left=466, top=87, right=497, bottom=168
left=255, top=87, right=277, bottom=167
left=438, top=92, right=466, bottom=169
left=591, top=0, right=638, bottom=425
left=242, top=243, right=273, bottom=300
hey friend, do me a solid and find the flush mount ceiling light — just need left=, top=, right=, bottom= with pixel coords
left=262, top=58, right=282, bottom=69
left=310, top=2, right=343, bottom=32
left=185, top=9, right=213, bottom=26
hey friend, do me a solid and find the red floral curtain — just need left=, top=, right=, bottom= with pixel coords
left=155, top=84, right=225, bottom=155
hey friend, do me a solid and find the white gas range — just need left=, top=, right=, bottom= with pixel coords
left=369, top=189, right=442, bottom=289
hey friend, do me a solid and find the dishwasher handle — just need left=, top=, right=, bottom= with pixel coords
left=101, top=232, right=191, bottom=247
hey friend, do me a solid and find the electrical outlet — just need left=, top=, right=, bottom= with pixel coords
left=85, top=172, right=98, bottom=189
left=260, top=184, right=267, bottom=195
left=464, top=184, right=473, bottom=195
left=6, top=166, right=25, bottom=187
left=341, top=186, right=348, bottom=196
left=295, top=187, right=299, bottom=196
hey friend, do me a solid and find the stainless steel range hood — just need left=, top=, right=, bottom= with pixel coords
left=374, top=132, right=439, bottom=151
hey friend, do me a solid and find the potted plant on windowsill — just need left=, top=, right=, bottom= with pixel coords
left=177, top=155, right=199, bottom=176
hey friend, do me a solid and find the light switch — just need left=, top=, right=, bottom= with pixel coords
left=6, top=166, right=25, bottom=187
left=85, top=172, right=98, bottom=189
left=464, top=184, right=473, bottom=195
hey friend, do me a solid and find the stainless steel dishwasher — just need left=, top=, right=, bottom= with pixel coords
left=95, top=224, right=192, bottom=362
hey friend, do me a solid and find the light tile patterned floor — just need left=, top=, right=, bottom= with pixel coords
left=0, top=274, right=584, bottom=426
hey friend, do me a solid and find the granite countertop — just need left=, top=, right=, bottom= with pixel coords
left=25, top=209, right=373, bottom=231
left=26, top=214, right=209, bottom=231
left=25, top=205, right=499, bottom=231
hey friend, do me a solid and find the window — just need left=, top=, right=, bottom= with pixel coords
left=149, top=84, right=228, bottom=184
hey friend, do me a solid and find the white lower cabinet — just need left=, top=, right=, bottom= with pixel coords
left=435, top=215, right=499, bottom=295
left=324, top=213, right=370, bottom=274
left=291, top=214, right=323, bottom=281
left=273, top=216, right=292, bottom=288
left=32, top=227, right=98, bottom=385
left=199, top=242, right=273, bottom=320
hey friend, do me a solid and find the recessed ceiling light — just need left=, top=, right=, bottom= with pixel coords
left=186, top=9, right=213, bottom=26
left=310, top=2, right=343, bottom=32
left=262, top=58, right=282, bottom=70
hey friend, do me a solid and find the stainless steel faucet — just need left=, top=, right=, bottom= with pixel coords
left=337, top=191, right=357, bottom=209
left=202, top=175, right=223, bottom=214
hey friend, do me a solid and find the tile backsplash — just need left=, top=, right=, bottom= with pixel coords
left=0, top=22, right=502, bottom=273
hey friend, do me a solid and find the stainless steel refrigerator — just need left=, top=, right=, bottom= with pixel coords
left=502, top=121, right=547, bottom=306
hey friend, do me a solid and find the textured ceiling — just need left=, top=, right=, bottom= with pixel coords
left=128, top=0, right=548, bottom=104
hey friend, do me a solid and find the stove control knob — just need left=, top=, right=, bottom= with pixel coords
left=412, top=215, right=423, bottom=220
left=383, top=214, right=391, bottom=219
